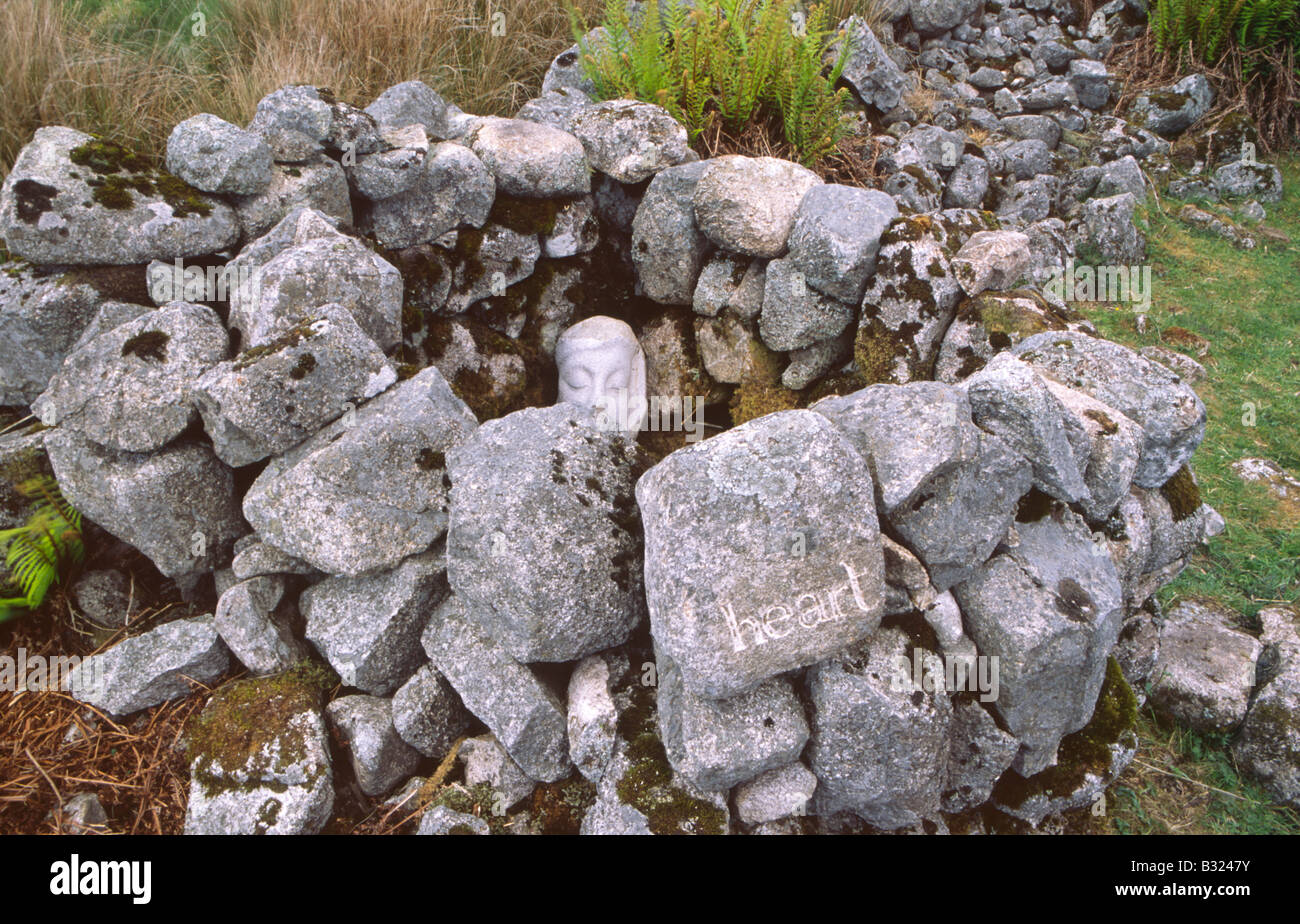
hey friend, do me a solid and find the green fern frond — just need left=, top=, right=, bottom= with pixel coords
left=0, top=474, right=84, bottom=620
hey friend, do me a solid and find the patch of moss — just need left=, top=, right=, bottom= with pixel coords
left=1083, top=407, right=1118, bottom=435
left=1160, top=465, right=1201, bottom=522
left=489, top=195, right=565, bottom=236
left=121, top=329, right=169, bottom=362
left=289, top=352, right=317, bottom=380
left=854, top=309, right=924, bottom=385
left=991, top=657, right=1137, bottom=809
left=613, top=681, right=727, bottom=835
left=729, top=338, right=800, bottom=426
left=185, top=661, right=336, bottom=800
left=70, top=138, right=212, bottom=217
left=429, top=781, right=510, bottom=835
left=529, top=776, right=597, bottom=834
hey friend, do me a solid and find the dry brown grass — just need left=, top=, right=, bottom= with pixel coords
left=1111, top=30, right=1300, bottom=154
left=1, top=0, right=604, bottom=173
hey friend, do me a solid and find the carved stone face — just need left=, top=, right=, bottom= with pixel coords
left=555, top=315, right=647, bottom=435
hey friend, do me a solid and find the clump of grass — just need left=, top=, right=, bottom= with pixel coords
left=568, top=0, right=858, bottom=166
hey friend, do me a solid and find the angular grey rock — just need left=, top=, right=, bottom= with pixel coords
left=391, top=662, right=470, bottom=759
left=57, top=793, right=109, bottom=833
left=1141, top=344, right=1206, bottom=384
left=421, top=594, right=571, bottom=782
left=0, top=260, right=105, bottom=406
left=1094, top=154, right=1146, bottom=202
left=214, top=576, right=303, bottom=676
left=230, top=158, right=351, bottom=242
left=854, top=215, right=966, bottom=383
left=327, top=695, right=422, bottom=797
left=542, top=195, right=600, bottom=258
left=1234, top=611, right=1300, bottom=808
left=446, top=404, right=645, bottom=663
left=807, top=628, right=953, bottom=827
left=231, top=539, right=316, bottom=581
left=693, top=313, right=752, bottom=385
left=1213, top=160, right=1284, bottom=203
left=942, top=698, right=1019, bottom=813
left=813, top=382, right=1032, bottom=589
left=943, top=154, right=991, bottom=209
left=243, top=367, right=477, bottom=576
left=365, top=80, right=451, bottom=140
left=733, top=762, right=819, bottom=825
left=954, top=506, right=1125, bottom=774
left=567, top=652, right=627, bottom=783
left=1042, top=378, right=1143, bottom=520
left=358, top=141, right=494, bottom=248
left=542, top=32, right=604, bottom=97
left=166, top=113, right=273, bottom=195
left=632, top=160, right=712, bottom=305
left=782, top=330, right=852, bottom=391
left=1012, top=331, right=1206, bottom=487
left=467, top=117, right=590, bottom=197
left=417, top=804, right=491, bottom=835
left=636, top=410, right=885, bottom=699
left=934, top=290, right=1070, bottom=384
left=991, top=139, right=1053, bottom=181
left=44, top=430, right=244, bottom=581
left=229, top=231, right=402, bottom=352
left=516, top=88, right=593, bottom=131
left=184, top=678, right=333, bottom=835
left=301, top=549, right=448, bottom=695
left=692, top=155, right=822, bottom=257
left=460, top=734, right=537, bottom=809
left=580, top=793, right=653, bottom=835
left=34, top=302, right=228, bottom=453
left=346, top=124, right=429, bottom=200
left=195, top=304, right=396, bottom=467
left=64, top=616, right=229, bottom=716
left=656, top=649, right=809, bottom=791
left=569, top=100, right=691, bottom=183
left=247, top=85, right=381, bottom=162
left=1149, top=599, right=1261, bottom=733
left=951, top=230, right=1032, bottom=297
left=785, top=184, right=898, bottom=303
left=910, top=0, right=981, bottom=34
left=1131, top=73, right=1213, bottom=135
left=1069, top=58, right=1110, bottom=110
left=1, top=127, right=238, bottom=266
left=444, top=222, right=542, bottom=314
left=692, top=253, right=765, bottom=319
left=965, top=352, right=1090, bottom=504
left=999, top=114, right=1062, bottom=149
left=758, top=257, right=857, bottom=352
left=834, top=17, right=909, bottom=112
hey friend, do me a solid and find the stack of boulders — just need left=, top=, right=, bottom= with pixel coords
left=0, top=0, right=1292, bottom=833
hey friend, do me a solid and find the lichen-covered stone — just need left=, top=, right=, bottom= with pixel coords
left=636, top=409, right=885, bottom=699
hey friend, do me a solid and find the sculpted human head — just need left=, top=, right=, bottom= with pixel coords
left=555, top=315, right=647, bottom=436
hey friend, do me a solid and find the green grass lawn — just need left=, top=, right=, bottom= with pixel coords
left=1080, top=155, right=1300, bottom=835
